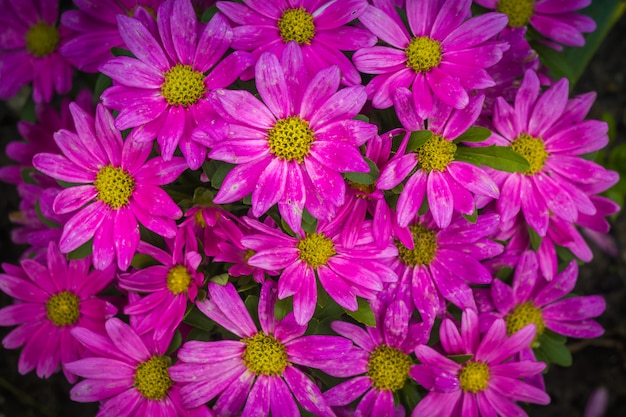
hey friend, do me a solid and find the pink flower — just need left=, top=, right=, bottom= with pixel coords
left=32, top=103, right=188, bottom=271
left=0, top=242, right=116, bottom=383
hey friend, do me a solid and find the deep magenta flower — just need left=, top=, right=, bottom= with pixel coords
left=353, top=0, right=507, bottom=117
left=32, top=103, right=188, bottom=271
left=66, top=317, right=212, bottom=417
left=411, top=309, right=550, bottom=417
left=170, top=281, right=350, bottom=416
left=0, top=0, right=73, bottom=103
left=100, top=0, right=254, bottom=169
left=208, top=44, right=376, bottom=232
left=216, top=0, right=376, bottom=85
left=0, top=242, right=116, bottom=383
left=242, top=215, right=397, bottom=325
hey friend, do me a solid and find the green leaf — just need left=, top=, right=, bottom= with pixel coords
left=344, top=157, right=379, bottom=185
left=200, top=5, right=218, bottom=23
left=67, top=239, right=93, bottom=260
left=536, top=333, right=572, bottom=367
left=453, top=126, right=492, bottom=143
left=111, top=47, right=135, bottom=58
left=34, top=200, right=59, bottom=229
left=462, top=207, right=478, bottom=224
left=528, top=226, right=543, bottom=251
left=209, top=273, right=229, bottom=285
left=94, top=73, right=112, bottom=99
left=345, top=298, right=376, bottom=327
left=130, top=253, right=159, bottom=269
left=448, top=354, right=473, bottom=364
left=165, top=330, right=182, bottom=355
left=210, top=162, right=235, bottom=189
left=274, top=297, right=293, bottom=321
left=244, top=295, right=260, bottom=328
left=406, top=130, right=432, bottom=152
left=455, top=145, right=530, bottom=172
left=183, top=307, right=215, bottom=332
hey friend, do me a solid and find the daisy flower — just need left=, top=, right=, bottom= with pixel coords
left=32, top=103, right=188, bottom=271
left=0, top=0, right=73, bottom=103
left=169, top=281, right=350, bottom=417
left=0, top=241, right=117, bottom=383
left=100, top=0, right=254, bottom=169
left=66, top=317, right=212, bottom=417
left=216, top=0, right=376, bottom=85
left=208, top=43, right=376, bottom=232
left=411, top=309, right=550, bottom=417
left=490, top=69, right=612, bottom=236
left=353, top=0, right=508, bottom=117
left=474, top=0, right=596, bottom=49
left=119, top=239, right=204, bottom=342
left=242, top=214, right=397, bottom=325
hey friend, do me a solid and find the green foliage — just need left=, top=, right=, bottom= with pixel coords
left=453, top=126, right=492, bottom=144
left=455, top=145, right=530, bottom=172
left=345, top=298, right=376, bottom=327
left=344, top=157, right=380, bottom=185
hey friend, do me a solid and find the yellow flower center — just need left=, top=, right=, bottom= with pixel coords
left=405, top=36, right=443, bottom=73
left=348, top=180, right=376, bottom=197
left=510, top=133, right=548, bottom=175
left=417, top=134, right=457, bottom=172
left=194, top=210, right=207, bottom=228
left=134, top=356, right=173, bottom=400
left=505, top=301, right=545, bottom=347
left=244, top=249, right=255, bottom=262
left=459, top=361, right=490, bottom=393
left=267, top=116, right=315, bottom=163
left=26, top=22, right=60, bottom=58
left=166, top=265, right=192, bottom=295
left=277, top=7, right=315, bottom=44
left=396, top=224, right=438, bottom=267
left=46, top=291, right=80, bottom=327
left=497, top=0, right=535, bottom=28
left=161, top=64, right=206, bottom=107
left=297, top=232, right=336, bottom=269
left=242, top=332, right=288, bottom=376
left=367, top=345, right=412, bottom=392
left=94, top=165, right=135, bottom=209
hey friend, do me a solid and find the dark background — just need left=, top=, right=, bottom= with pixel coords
left=0, top=15, right=625, bottom=417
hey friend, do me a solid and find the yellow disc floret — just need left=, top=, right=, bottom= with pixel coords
left=405, top=36, right=443, bottom=73
left=278, top=7, right=315, bottom=44
left=46, top=291, right=80, bottom=327
left=297, top=232, right=336, bottom=269
left=242, top=332, right=288, bottom=376
left=505, top=301, right=545, bottom=347
left=134, top=356, right=173, bottom=400
left=417, top=134, right=457, bottom=172
left=497, top=0, right=535, bottom=28
left=167, top=265, right=192, bottom=295
left=161, top=64, right=206, bottom=107
left=459, top=361, right=490, bottom=393
left=367, top=345, right=412, bottom=391
left=510, top=133, right=548, bottom=176
left=26, top=22, right=60, bottom=57
left=94, top=165, right=135, bottom=209
left=396, top=224, right=438, bottom=267
left=267, top=116, right=315, bottom=163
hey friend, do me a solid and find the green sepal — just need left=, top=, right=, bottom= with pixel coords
left=344, top=157, right=379, bottom=185
left=455, top=145, right=530, bottom=172
left=453, top=126, right=492, bottom=144
left=345, top=298, right=376, bottom=327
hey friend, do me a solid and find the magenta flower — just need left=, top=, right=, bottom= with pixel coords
left=216, top=0, right=376, bottom=85
left=378, top=94, right=499, bottom=229
left=60, top=0, right=164, bottom=73
left=119, top=239, right=204, bottom=342
left=0, top=0, right=73, bottom=103
left=66, top=317, right=212, bottom=417
left=100, top=0, right=254, bottom=169
left=411, top=309, right=550, bottom=417
left=0, top=242, right=116, bottom=383
left=32, top=103, right=188, bottom=271
left=353, top=0, right=507, bottom=117
left=479, top=250, right=606, bottom=342
left=474, top=0, right=596, bottom=49
left=208, top=44, right=376, bottom=232
left=490, top=70, right=613, bottom=236
left=242, top=215, right=397, bottom=325
left=170, top=281, right=350, bottom=416
left=324, top=300, right=436, bottom=416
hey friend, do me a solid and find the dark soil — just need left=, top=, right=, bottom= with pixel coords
left=1, top=16, right=625, bottom=417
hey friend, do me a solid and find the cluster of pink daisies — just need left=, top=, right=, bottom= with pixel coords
left=0, top=0, right=618, bottom=416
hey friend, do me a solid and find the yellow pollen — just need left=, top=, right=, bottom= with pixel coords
left=134, top=356, right=173, bottom=400
left=267, top=116, right=315, bottom=163
left=46, top=291, right=80, bottom=327
left=194, top=210, right=207, bottom=228
left=166, top=265, right=192, bottom=295
left=94, top=165, right=135, bottom=209
left=505, top=301, right=545, bottom=347
left=396, top=224, right=438, bottom=267
left=244, top=249, right=255, bottom=262
left=297, top=232, right=336, bottom=269
left=405, top=36, right=443, bottom=73
left=161, top=64, right=206, bottom=107
left=417, top=134, right=457, bottom=172
left=459, top=361, right=490, bottom=393
left=242, top=332, right=288, bottom=376
left=510, top=133, right=548, bottom=175
left=367, top=345, right=412, bottom=392
left=277, top=7, right=315, bottom=45
left=26, top=22, right=60, bottom=58
left=497, top=0, right=535, bottom=28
